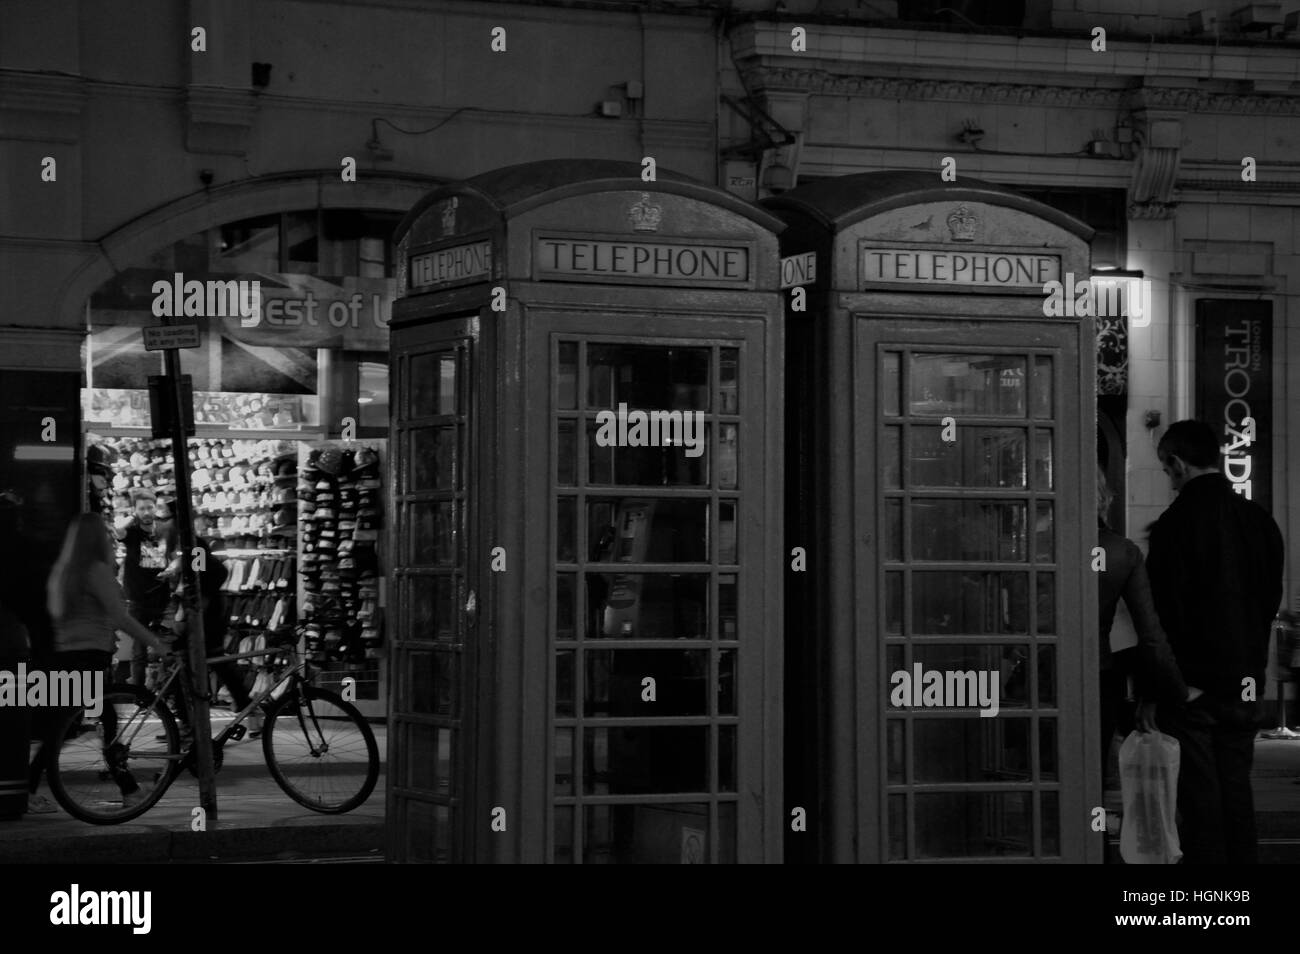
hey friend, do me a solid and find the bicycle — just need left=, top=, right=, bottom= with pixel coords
left=45, top=630, right=380, bottom=825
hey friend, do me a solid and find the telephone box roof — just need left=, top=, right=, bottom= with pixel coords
left=764, top=171, right=1094, bottom=240
left=395, top=159, right=785, bottom=244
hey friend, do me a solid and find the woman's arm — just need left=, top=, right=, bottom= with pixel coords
left=91, top=564, right=168, bottom=653
left=1125, top=554, right=1189, bottom=705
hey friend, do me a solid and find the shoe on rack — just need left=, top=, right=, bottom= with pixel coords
left=26, top=793, right=58, bottom=814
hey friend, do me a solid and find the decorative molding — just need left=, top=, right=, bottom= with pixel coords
left=1127, top=107, right=1183, bottom=221
left=740, top=66, right=1300, bottom=115
left=184, top=85, right=256, bottom=157
left=0, top=71, right=87, bottom=144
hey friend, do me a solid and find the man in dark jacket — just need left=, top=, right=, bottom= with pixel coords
left=1147, top=420, right=1286, bottom=864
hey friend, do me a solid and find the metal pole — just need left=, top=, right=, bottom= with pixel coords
left=161, top=343, right=218, bottom=821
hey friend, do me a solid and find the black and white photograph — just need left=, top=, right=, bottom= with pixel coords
left=0, top=0, right=1297, bottom=929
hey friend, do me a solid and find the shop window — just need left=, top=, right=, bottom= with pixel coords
left=357, top=360, right=390, bottom=428
left=214, top=214, right=280, bottom=274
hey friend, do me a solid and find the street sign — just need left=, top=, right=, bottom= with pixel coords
left=779, top=252, right=816, bottom=289
left=143, top=323, right=201, bottom=351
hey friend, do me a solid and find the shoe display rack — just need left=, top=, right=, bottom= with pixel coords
left=298, top=439, right=387, bottom=718
left=89, top=435, right=304, bottom=650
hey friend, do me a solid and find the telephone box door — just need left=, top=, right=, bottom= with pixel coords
left=856, top=316, right=1095, bottom=862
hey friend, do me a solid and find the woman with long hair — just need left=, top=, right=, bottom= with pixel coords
left=26, top=513, right=170, bottom=814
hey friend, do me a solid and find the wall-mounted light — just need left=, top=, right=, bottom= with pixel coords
left=357, top=390, right=375, bottom=405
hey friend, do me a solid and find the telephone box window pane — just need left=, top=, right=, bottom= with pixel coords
left=556, top=649, right=575, bottom=717
left=587, top=344, right=710, bottom=411
left=914, top=718, right=1031, bottom=783
left=406, top=801, right=451, bottom=863
left=717, top=424, right=738, bottom=490
left=1037, top=573, right=1056, bottom=634
left=409, top=650, right=456, bottom=716
left=554, top=805, right=575, bottom=863
left=409, top=724, right=451, bottom=795
left=718, top=575, right=737, bottom=640
left=719, top=650, right=736, bottom=715
left=720, top=725, right=737, bottom=792
left=410, top=576, right=456, bottom=640
left=410, top=426, right=456, bottom=492
left=1033, top=430, right=1054, bottom=490
left=915, top=791, right=1032, bottom=858
left=885, top=572, right=903, bottom=634
left=1031, top=356, right=1054, bottom=418
left=718, top=500, right=737, bottom=565
left=1037, top=646, right=1056, bottom=707
left=888, top=795, right=907, bottom=860
left=585, top=573, right=709, bottom=639
left=883, top=426, right=901, bottom=489
left=909, top=354, right=1026, bottom=418
left=587, top=498, right=708, bottom=563
left=1042, top=792, right=1060, bottom=856
left=558, top=342, right=578, bottom=410
left=912, top=500, right=1027, bottom=562
left=884, top=498, right=902, bottom=562
left=411, top=352, right=457, bottom=418
left=1039, top=717, right=1058, bottom=782
left=557, top=496, right=577, bottom=563
left=556, top=420, right=577, bottom=486
left=719, top=348, right=739, bottom=414
left=1034, top=502, right=1054, bottom=563
left=882, top=351, right=901, bottom=417
left=586, top=422, right=709, bottom=486
left=886, top=644, right=904, bottom=682
left=718, top=803, right=737, bottom=863
left=555, top=728, right=574, bottom=796
left=912, top=571, right=1030, bottom=634
left=911, top=426, right=1026, bottom=488
left=913, top=643, right=1029, bottom=710
left=556, top=574, right=576, bottom=640
left=887, top=719, right=905, bottom=783
left=583, top=726, right=708, bottom=795
left=583, top=803, right=712, bottom=864
left=584, top=649, right=710, bottom=717
left=411, top=502, right=456, bottom=566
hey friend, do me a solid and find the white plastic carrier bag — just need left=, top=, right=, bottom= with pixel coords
left=1118, top=730, right=1182, bottom=864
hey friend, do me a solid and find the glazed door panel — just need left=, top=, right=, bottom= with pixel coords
left=856, top=317, right=1095, bottom=863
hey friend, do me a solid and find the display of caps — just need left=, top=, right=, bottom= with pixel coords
left=316, top=448, right=344, bottom=475
left=354, top=447, right=380, bottom=473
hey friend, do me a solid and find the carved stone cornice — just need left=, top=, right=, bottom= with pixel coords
left=740, top=66, right=1300, bottom=115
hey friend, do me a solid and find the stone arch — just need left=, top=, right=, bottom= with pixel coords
left=56, top=171, right=441, bottom=329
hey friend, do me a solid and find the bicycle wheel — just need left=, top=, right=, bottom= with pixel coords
left=47, top=684, right=181, bottom=825
left=263, top=686, right=379, bottom=814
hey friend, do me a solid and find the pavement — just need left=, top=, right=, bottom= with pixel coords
left=0, top=710, right=387, bottom=864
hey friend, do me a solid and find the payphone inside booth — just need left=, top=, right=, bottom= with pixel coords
left=766, top=173, right=1099, bottom=864
left=388, top=160, right=786, bottom=863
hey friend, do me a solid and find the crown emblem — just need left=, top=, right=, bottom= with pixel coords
left=629, top=193, right=662, bottom=232
left=441, top=198, right=458, bottom=236
left=947, top=204, right=977, bottom=242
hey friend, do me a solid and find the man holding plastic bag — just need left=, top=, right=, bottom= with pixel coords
left=1145, top=421, right=1285, bottom=865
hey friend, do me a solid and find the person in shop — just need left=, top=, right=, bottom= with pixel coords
left=158, top=537, right=263, bottom=739
left=113, top=489, right=175, bottom=687
left=27, top=514, right=171, bottom=813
